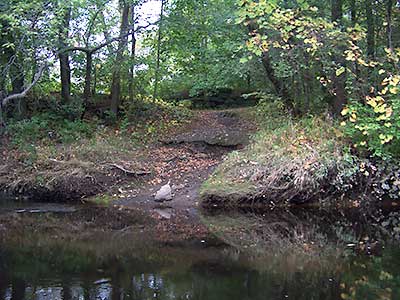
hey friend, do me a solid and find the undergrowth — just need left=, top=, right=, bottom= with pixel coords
left=201, top=95, right=362, bottom=207
left=202, top=94, right=400, bottom=208
left=1, top=96, right=190, bottom=199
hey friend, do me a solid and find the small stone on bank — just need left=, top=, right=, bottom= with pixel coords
left=154, top=181, right=172, bottom=202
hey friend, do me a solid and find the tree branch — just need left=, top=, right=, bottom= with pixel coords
left=60, top=22, right=155, bottom=55
left=2, top=65, right=46, bottom=107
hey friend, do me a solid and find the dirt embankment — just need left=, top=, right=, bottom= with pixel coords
left=0, top=108, right=257, bottom=244
left=0, top=109, right=255, bottom=202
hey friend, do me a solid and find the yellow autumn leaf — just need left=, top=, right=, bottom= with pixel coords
left=377, top=114, right=388, bottom=121
left=336, top=66, right=345, bottom=77
left=341, top=293, right=349, bottom=300
left=374, top=104, right=386, bottom=113
left=389, top=86, right=399, bottom=94
left=390, top=75, right=400, bottom=86
left=345, top=51, right=356, bottom=61
left=367, top=98, right=377, bottom=107
left=341, top=108, right=349, bottom=116
left=386, top=106, right=393, bottom=118
left=382, top=77, right=390, bottom=86
left=378, top=69, right=386, bottom=75
left=376, top=96, right=385, bottom=103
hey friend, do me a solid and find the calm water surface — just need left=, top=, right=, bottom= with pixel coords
left=1, top=202, right=400, bottom=300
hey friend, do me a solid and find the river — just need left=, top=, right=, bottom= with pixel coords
left=1, top=201, right=400, bottom=300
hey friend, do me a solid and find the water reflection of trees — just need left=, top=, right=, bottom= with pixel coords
left=0, top=268, right=342, bottom=300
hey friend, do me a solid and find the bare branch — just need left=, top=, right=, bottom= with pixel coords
left=2, top=65, right=46, bottom=107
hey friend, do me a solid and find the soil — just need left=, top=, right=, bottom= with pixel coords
left=109, top=108, right=257, bottom=242
left=0, top=108, right=257, bottom=244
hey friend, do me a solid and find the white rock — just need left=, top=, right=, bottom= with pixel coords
left=154, top=181, right=172, bottom=201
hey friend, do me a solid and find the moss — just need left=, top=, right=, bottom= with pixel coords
left=87, top=194, right=115, bottom=206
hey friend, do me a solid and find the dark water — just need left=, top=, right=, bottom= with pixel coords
left=2, top=243, right=400, bottom=300
left=0, top=249, right=338, bottom=300
left=1, top=204, right=400, bottom=300
left=0, top=262, right=339, bottom=300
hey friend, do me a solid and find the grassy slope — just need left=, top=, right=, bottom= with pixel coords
left=200, top=114, right=361, bottom=208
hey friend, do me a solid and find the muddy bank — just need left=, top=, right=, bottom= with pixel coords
left=0, top=109, right=256, bottom=203
left=200, top=159, right=400, bottom=210
left=0, top=146, right=150, bottom=202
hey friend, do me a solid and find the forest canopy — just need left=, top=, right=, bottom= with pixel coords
left=0, top=0, right=399, bottom=157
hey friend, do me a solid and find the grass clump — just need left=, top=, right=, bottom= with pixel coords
left=201, top=97, right=361, bottom=208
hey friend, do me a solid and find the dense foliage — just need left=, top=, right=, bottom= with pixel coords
left=0, top=0, right=399, bottom=158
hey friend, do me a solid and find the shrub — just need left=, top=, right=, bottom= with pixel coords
left=341, top=95, right=400, bottom=159
left=253, top=92, right=288, bottom=129
left=122, top=95, right=191, bottom=124
left=7, top=112, right=94, bottom=147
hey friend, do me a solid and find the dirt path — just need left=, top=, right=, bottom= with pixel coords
left=108, top=108, right=256, bottom=241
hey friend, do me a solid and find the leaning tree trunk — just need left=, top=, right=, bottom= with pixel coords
left=9, top=53, right=26, bottom=118
left=244, top=11, right=294, bottom=112
left=110, top=2, right=130, bottom=116
left=59, top=6, right=72, bottom=103
left=261, top=52, right=294, bottom=111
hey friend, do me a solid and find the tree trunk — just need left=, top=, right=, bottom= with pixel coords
left=0, top=103, right=4, bottom=130
left=350, top=0, right=357, bottom=25
left=331, top=0, right=347, bottom=116
left=387, top=0, right=393, bottom=50
left=59, top=6, right=72, bottom=103
left=153, top=0, right=166, bottom=100
left=128, top=4, right=136, bottom=102
left=331, top=0, right=343, bottom=23
left=366, top=0, right=375, bottom=58
left=110, top=2, right=130, bottom=116
left=261, top=52, right=294, bottom=111
left=92, top=63, right=97, bottom=97
left=83, top=51, right=93, bottom=108
left=9, top=54, right=26, bottom=118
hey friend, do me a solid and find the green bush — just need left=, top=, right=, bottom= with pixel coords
left=122, top=95, right=191, bottom=122
left=252, top=92, right=288, bottom=129
left=341, top=98, right=400, bottom=159
left=7, top=112, right=94, bottom=147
